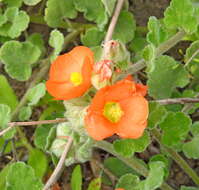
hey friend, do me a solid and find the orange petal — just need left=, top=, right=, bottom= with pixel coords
left=136, top=83, right=148, bottom=96
left=115, top=95, right=148, bottom=138
left=105, top=80, right=136, bottom=102
left=85, top=112, right=115, bottom=140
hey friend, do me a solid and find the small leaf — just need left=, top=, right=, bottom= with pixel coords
left=0, top=41, right=41, bottom=81
left=141, top=161, right=165, bottom=190
left=142, top=44, right=156, bottom=63
left=147, top=16, right=167, bottom=46
left=45, top=0, right=77, bottom=27
left=0, top=75, right=18, bottom=110
left=6, top=162, right=43, bottom=190
left=0, top=104, right=11, bottom=129
left=116, top=174, right=140, bottom=190
left=28, top=149, right=48, bottom=178
left=49, top=29, right=64, bottom=61
left=0, top=7, right=29, bottom=38
left=164, top=0, right=198, bottom=33
left=181, top=186, right=199, bottom=190
left=81, top=27, right=105, bottom=47
left=183, top=136, right=199, bottom=159
left=27, top=83, right=46, bottom=106
left=148, top=102, right=167, bottom=128
left=19, top=106, right=32, bottom=121
left=160, top=112, right=191, bottom=147
left=71, top=165, right=82, bottom=190
left=74, top=0, right=108, bottom=29
left=113, top=10, right=136, bottom=43
left=87, top=178, right=101, bottom=190
left=101, top=0, right=116, bottom=16
left=147, top=55, right=189, bottom=99
left=0, top=164, right=11, bottom=190
left=23, top=0, right=42, bottom=6
left=191, top=121, right=199, bottom=137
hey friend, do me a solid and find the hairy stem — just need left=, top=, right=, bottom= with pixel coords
left=152, top=128, right=199, bottom=186
left=95, top=141, right=174, bottom=190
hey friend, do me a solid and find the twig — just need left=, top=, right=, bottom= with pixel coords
left=104, top=0, right=125, bottom=43
left=0, top=118, right=67, bottom=137
left=153, top=98, right=199, bottom=105
left=43, top=136, right=73, bottom=190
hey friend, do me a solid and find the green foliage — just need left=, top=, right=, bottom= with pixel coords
left=0, top=7, right=29, bottom=38
left=101, top=0, right=116, bottom=16
left=74, top=0, right=108, bottom=29
left=148, top=102, right=167, bottom=128
left=23, top=0, right=42, bottom=6
left=0, top=104, right=11, bottom=129
left=113, top=11, right=136, bottom=43
left=0, top=75, right=18, bottom=110
left=18, top=106, right=32, bottom=121
left=147, top=16, right=167, bottom=46
left=181, top=186, right=199, bottom=190
left=27, top=83, right=46, bottom=106
left=147, top=56, right=189, bottom=99
left=191, top=121, right=199, bottom=136
left=28, top=149, right=48, bottom=178
left=81, top=27, right=105, bottom=47
left=87, top=178, right=101, bottom=190
left=71, top=165, right=82, bottom=190
left=49, top=29, right=64, bottom=61
left=164, top=0, right=198, bottom=33
left=0, top=41, right=41, bottom=81
left=183, top=136, right=199, bottom=159
left=2, top=0, right=23, bottom=7
left=160, top=112, right=191, bottom=147
left=116, top=174, right=140, bottom=190
left=45, top=0, right=77, bottom=27
left=5, top=162, right=43, bottom=189
left=113, top=132, right=150, bottom=157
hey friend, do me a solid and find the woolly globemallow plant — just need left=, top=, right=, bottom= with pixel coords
left=84, top=77, right=149, bottom=140
left=46, top=46, right=94, bottom=100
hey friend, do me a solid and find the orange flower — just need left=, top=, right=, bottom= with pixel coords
left=84, top=78, right=148, bottom=140
left=46, top=46, right=94, bottom=100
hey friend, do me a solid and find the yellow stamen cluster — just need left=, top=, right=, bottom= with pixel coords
left=70, top=72, right=83, bottom=86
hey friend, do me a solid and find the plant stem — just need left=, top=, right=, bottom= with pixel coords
left=95, top=141, right=174, bottom=190
left=117, top=30, right=186, bottom=80
left=152, top=128, right=199, bottom=186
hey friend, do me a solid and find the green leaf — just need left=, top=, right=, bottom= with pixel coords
left=148, top=102, right=167, bottom=128
left=164, top=0, right=198, bottom=33
left=0, top=75, right=18, bottom=111
left=113, top=10, right=136, bottom=43
left=19, top=106, right=32, bottom=121
left=113, top=132, right=150, bottom=157
left=23, top=0, right=42, bottom=6
left=0, top=41, right=41, bottom=81
left=141, top=161, right=165, bottom=190
left=2, top=0, right=22, bottom=7
left=191, top=121, right=199, bottom=136
left=27, top=83, right=46, bottom=106
left=142, top=44, right=156, bottom=63
left=101, top=0, right=116, bottom=16
left=181, top=186, right=199, bottom=190
left=0, top=164, right=11, bottom=190
left=116, top=174, right=140, bottom=190
left=74, top=0, right=108, bottom=29
left=81, top=27, right=105, bottom=47
left=185, top=40, right=199, bottom=78
left=71, top=165, right=82, bottom=190
left=183, top=136, right=199, bottom=159
left=0, top=7, right=29, bottom=38
left=0, top=104, right=11, bottom=129
left=87, top=178, right=101, bottom=190
left=147, top=16, right=167, bottom=46
left=49, top=29, right=64, bottom=61
left=45, top=0, right=77, bottom=27
left=147, top=55, right=189, bottom=99
left=34, top=124, right=52, bottom=150
left=6, top=162, right=43, bottom=190
left=160, top=112, right=191, bottom=147
left=28, top=149, right=48, bottom=178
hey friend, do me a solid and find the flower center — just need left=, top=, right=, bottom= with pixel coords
left=70, top=72, right=83, bottom=86
left=103, top=101, right=123, bottom=123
